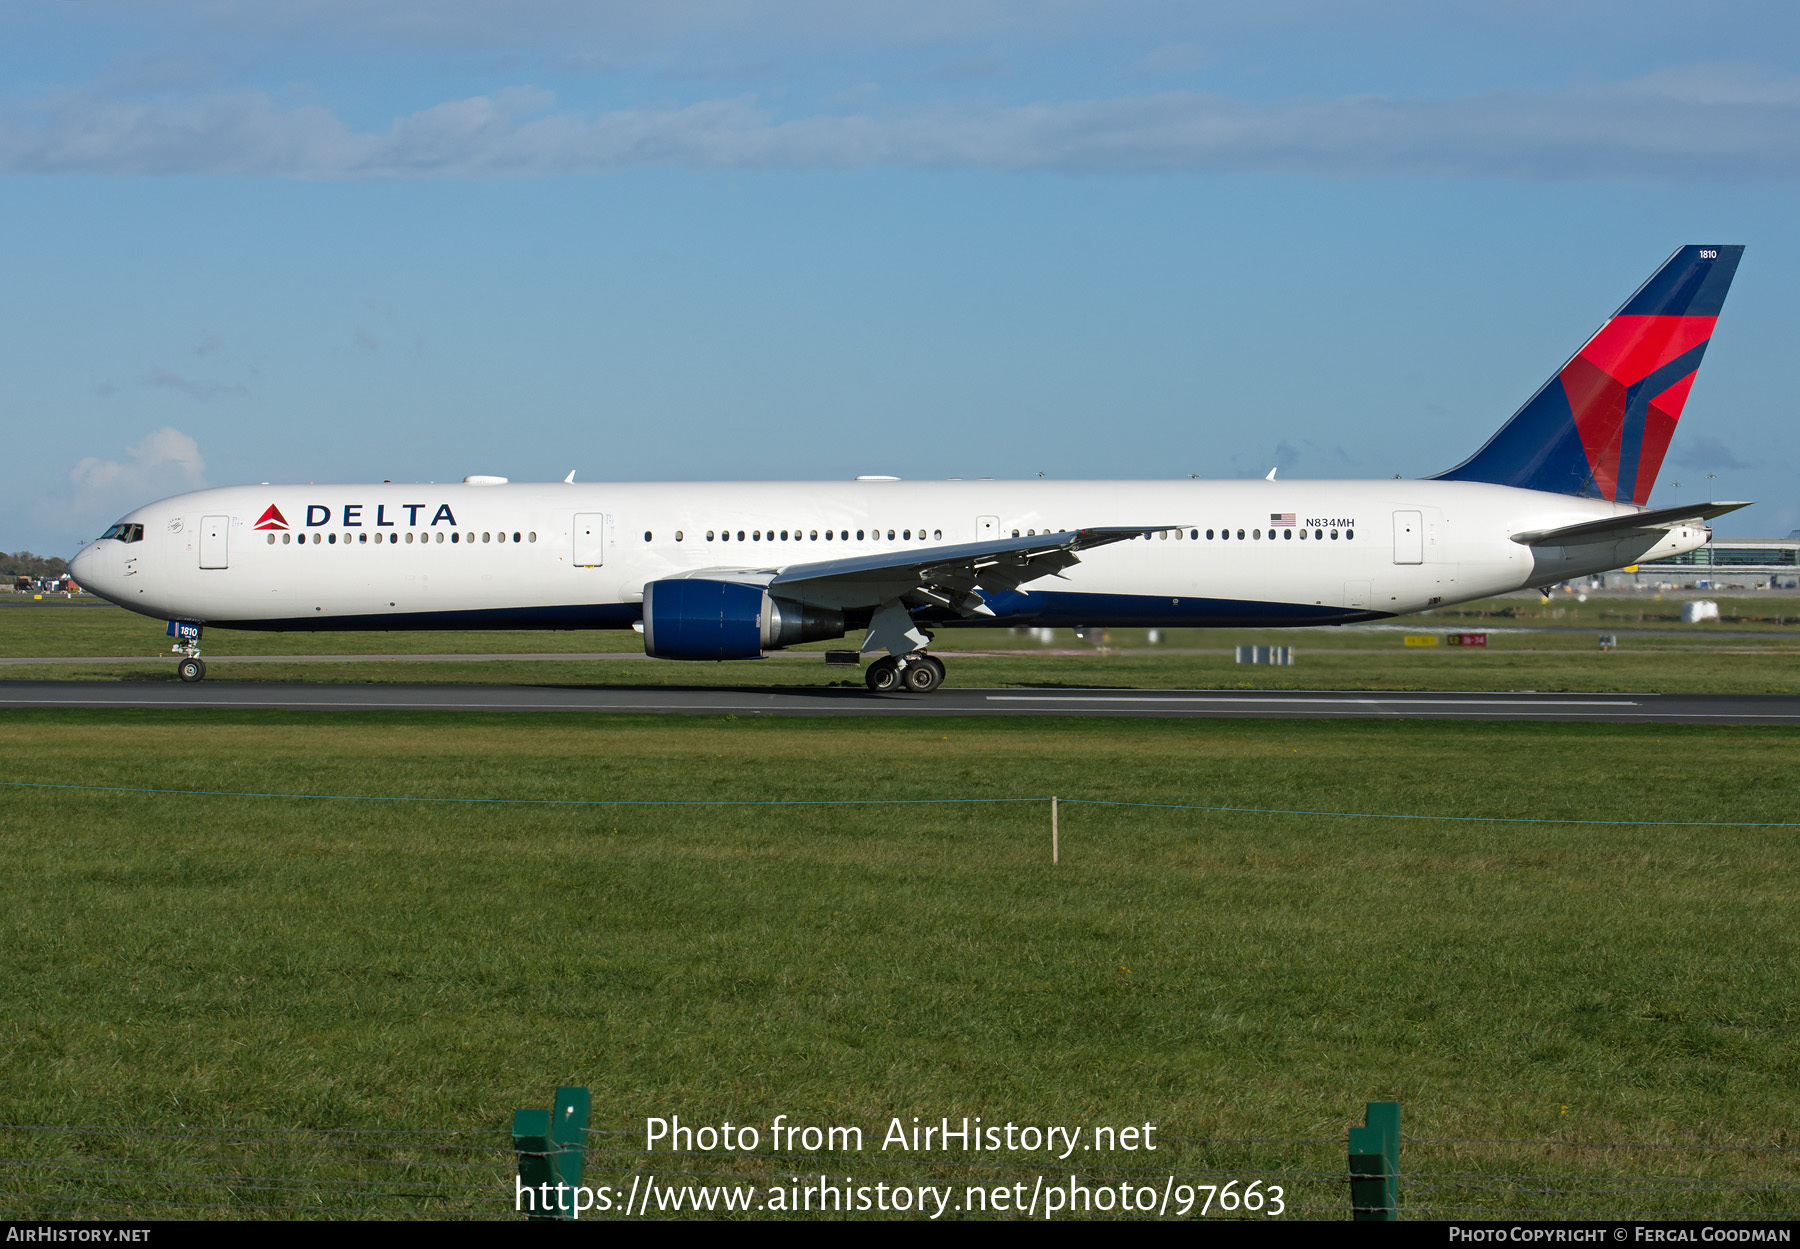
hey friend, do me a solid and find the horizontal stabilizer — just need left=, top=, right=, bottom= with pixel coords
left=1510, top=501, right=1750, bottom=546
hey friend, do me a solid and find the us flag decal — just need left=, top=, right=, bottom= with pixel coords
left=1270, top=513, right=1296, bottom=527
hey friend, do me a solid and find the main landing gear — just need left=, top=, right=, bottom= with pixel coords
left=865, top=653, right=945, bottom=694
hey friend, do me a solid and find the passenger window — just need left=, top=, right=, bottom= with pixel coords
left=329, top=533, right=337, bottom=545
left=886, top=529, right=894, bottom=540
left=359, top=532, right=367, bottom=544
left=1235, top=529, right=1244, bottom=540
left=753, top=530, right=761, bottom=541
left=841, top=531, right=848, bottom=540
left=824, top=530, right=832, bottom=541
left=1331, top=529, right=1339, bottom=540
left=529, top=532, right=536, bottom=542
left=675, top=531, right=684, bottom=542
left=283, top=533, right=291, bottom=545
left=737, top=531, right=745, bottom=541
left=810, top=530, right=818, bottom=540
left=780, top=530, right=788, bottom=540
left=1283, top=529, right=1292, bottom=540
left=903, top=529, right=910, bottom=540
left=436, top=532, right=444, bottom=544
left=933, top=529, right=942, bottom=540
left=857, top=530, right=865, bottom=540
left=265, top=533, right=274, bottom=545
left=1346, top=529, right=1355, bottom=540
left=1011, top=529, right=1020, bottom=537
left=1254, top=529, right=1261, bottom=540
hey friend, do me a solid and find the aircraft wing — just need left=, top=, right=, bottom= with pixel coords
left=676, top=527, right=1179, bottom=614
left=1510, top=501, right=1751, bottom=546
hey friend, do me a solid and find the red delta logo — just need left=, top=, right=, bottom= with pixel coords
left=253, top=505, right=289, bottom=531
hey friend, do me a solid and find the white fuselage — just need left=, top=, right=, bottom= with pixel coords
left=71, top=477, right=1710, bottom=637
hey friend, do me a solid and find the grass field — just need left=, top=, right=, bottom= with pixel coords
left=5, top=593, right=1800, bottom=693
left=2, top=710, right=1797, bottom=1218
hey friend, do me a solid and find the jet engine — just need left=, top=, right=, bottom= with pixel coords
left=641, top=578, right=845, bottom=660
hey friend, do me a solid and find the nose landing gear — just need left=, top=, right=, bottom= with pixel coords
left=864, top=652, right=945, bottom=694
left=168, top=622, right=207, bottom=682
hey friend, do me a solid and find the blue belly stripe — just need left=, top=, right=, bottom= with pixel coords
left=208, top=592, right=1388, bottom=633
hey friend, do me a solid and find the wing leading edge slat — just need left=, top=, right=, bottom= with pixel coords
left=772, top=526, right=1181, bottom=613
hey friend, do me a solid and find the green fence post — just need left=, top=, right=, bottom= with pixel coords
left=550, top=1085, right=591, bottom=1215
left=513, top=1086, right=591, bottom=1220
left=512, top=1107, right=558, bottom=1221
left=1348, top=1100, right=1400, bottom=1221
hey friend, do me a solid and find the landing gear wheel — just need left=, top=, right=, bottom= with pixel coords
left=177, top=657, right=206, bottom=683
left=903, top=657, right=942, bottom=694
left=865, top=656, right=902, bottom=693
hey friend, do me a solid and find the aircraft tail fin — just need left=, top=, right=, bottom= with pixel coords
left=1433, top=245, right=1743, bottom=503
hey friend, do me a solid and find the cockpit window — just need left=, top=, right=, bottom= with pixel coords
left=100, top=523, right=144, bottom=543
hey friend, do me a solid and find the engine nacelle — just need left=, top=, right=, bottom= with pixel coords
left=641, top=579, right=845, bottom=660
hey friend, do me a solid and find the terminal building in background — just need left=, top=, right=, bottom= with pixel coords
left=1597, top=535, right=1800, bottom=590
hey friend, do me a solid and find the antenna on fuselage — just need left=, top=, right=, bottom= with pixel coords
left=1266, top=467, right=1278, bottom=481
left=564, top=470, right=576, bottom=484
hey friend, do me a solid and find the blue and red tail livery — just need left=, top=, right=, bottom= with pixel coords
left=1435, top=245, right=1743, bottom=502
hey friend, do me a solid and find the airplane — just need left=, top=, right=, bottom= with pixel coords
left=71, top=244, right=1748, bottom=694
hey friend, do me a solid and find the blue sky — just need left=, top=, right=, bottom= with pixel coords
left=5, top=1, right=1799, bottom=556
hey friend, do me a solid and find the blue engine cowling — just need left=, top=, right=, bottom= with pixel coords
left=642, top=579, right=845, bottom=660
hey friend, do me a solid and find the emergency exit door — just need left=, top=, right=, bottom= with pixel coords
left=573, top=514, right=607, bottom=567
left=1392, top=511, right=1423, bottom=565
left=199, top=515, right=229, bottom=569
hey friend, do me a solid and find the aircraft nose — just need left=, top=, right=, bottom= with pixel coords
left=70, top=541, right=118, bottom=601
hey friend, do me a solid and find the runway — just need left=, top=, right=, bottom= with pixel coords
left=2, top=679, right=1798, bottom=723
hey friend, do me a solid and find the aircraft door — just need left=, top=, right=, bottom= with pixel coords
left=1393, top=511, right=1423, bottom=565
left=976, top=515, right=999, bottom=541
left=573, top=513, right=607, bottom=567
left=199, top=515, right=229, bottom=569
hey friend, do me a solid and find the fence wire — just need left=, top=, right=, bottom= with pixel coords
left=5, top=778, right=1797, bottom=829
left=1, top=1122, right=1794, bottom=1220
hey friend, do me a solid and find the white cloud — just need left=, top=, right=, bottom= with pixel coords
left=68, top=427, right=207, bottom=513
left=2, top=69, right=1799, bottom=181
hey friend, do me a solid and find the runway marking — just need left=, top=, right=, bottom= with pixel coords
left=985, top=695, right=1642, bottom=706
